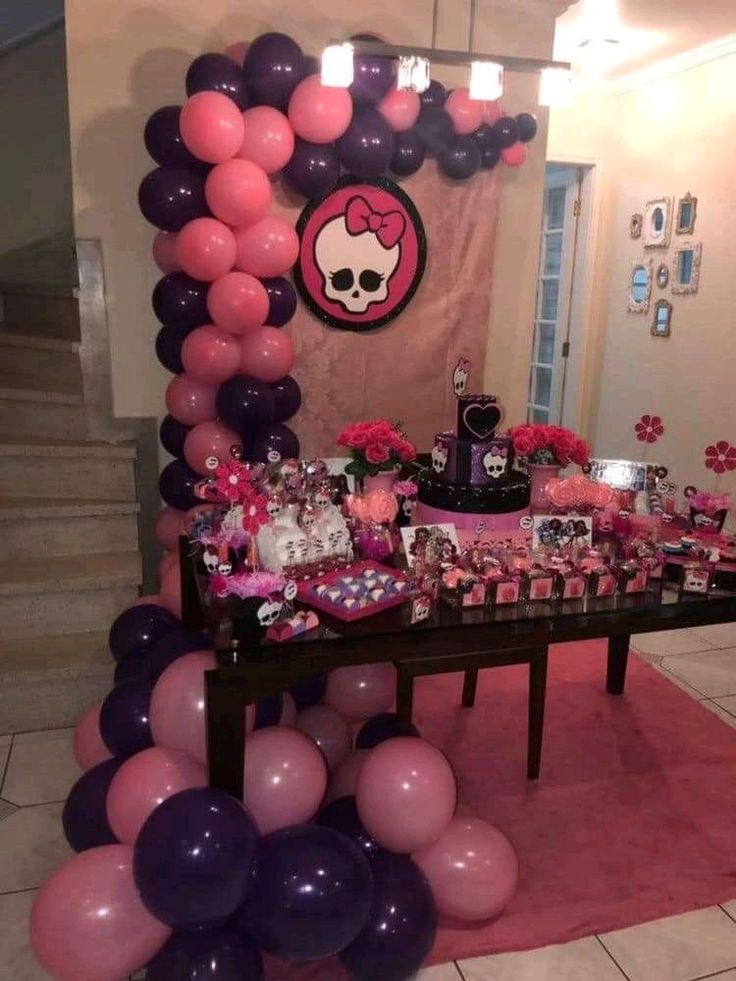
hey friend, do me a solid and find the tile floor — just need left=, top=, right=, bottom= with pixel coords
left=2, top=624, right=736, bottom=980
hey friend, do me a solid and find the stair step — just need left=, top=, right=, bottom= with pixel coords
left=0, top=331, right=79, bottom=353
left=0, top=552, right=142, bottom=596
left=1, top=290, right=81, bottom=341
left=0, top=437, right=136, bottom=500
left=0, top=498, right=141, bottom=559
left=0, top=331, right=82, bottom=396
left=0, top=395, right=88, bottom=439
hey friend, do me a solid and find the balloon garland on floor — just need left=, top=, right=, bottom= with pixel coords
left=30, top=29, right=524, bottom=981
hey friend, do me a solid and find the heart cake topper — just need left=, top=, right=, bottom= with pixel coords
left=457, top=394, right=505, bottom=440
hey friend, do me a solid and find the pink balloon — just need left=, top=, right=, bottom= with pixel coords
left=296, top=704, right=352, bottom=770
left=243, top=726, right=327, bottom=833
left=150, top=651, right=216, bottom=764
left=378, top=87, right=421, bottom=132
left=180, top=91, right=244, bottom=164
left=414, top=817, right=519, bottom=920
left=238, top=106, right=295, bottom=174
left=165, top=373, right=217, bottom=426
left=205, top=158, right=272, bottom=227
left=73, top=703, right=112, bottom=771
left=445, top=88, right=484, bottom=135
left=239, top=326, right=294, bottom=383
left=159, top=561, right=182, bottom=619
left=502, top=141, right=527, bottom=167
left=328, top=749, right=369, bottom=803
left=184, top=420, right=243, bottom=475
left=356, top=737, right=457, bottom=853
left=175, top=217, right=237, bottom=282
left=224, top=40, right=249, bottom=64
left=481, top=99, right=502, bottom=124
left=207, top=271, right=270, bottom=335
left=106, top=746, right=207, bottom=844
left=280, top=691, right=298, bottom=726
left=182, top=324, right=241, bottom=382
left=155, top=506, right=186, bottom=551
left=288, top=74, right=353, bottom=143
left=234, top=215, right=299, bottom=278
left=159, top=551, right=178, bottom=581
left=152, top=231, right=180, bottom=273
left=30, top=844, right=171, bottom=981
left=324, top=663, right=395, bottom=720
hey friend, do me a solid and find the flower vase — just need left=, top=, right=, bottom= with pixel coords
left=527, top=463, right=560, bottom=513
left=362, top=470, right=397, bottom=494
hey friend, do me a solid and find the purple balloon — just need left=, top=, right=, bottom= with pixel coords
left=414, top=107, right=454, bottom=157
left=244, top=32, right=305, bottom=109
left=159, top=415, right=192, bottom=459
left=390, top=130, right=426, bottom=177
left=472, top=123, right=502, bottom=170
left=516, top=111, right=538, bottom=142
left=109, top=603, right=178, bottom=664
left=62, top=758, right=124, bottom=853
left=159, top=458, right=201, bottom=511
left=133, top=788, right=259, bottom=929
left=155, top=322, right=192, bottom=374
left=493, top=115, right=521, bottom=149
left=439, top=135, right=481, bottom=180
left=337, top=109, right=393, bottom=178
left=270, top=375, right=301, bottom=422
left=420, top=79, right=447, bottom=108
left=246, top=422, right=299, bottom=463
left=144, top=105, right=205, bottom=170
left=261, top=276, right=297, bottom=327
left=186, top=53, right=249, bottom=110
left=145, top=627, right=212, bottom=682
left=338, top=853, right=437, bottom=981
left=355, top=712, right=420, bottom=749
left=99, top=678, right=154, bottom=758
left=147, top=928, right=264, bottom=981
left=288, top=672, right=327, bottom=710
left=152, top=273, right=209, bottom=329
left=349, top=34, right=394, bottom=107
left=215, top=374, right=276, bottom=436
left=138, top=167, right=209, bottom=232
left=316, top=796, right=383, bottom=863
left=242, top=824, right=372, bottom=960
left=114, top=654, right=146, bottom=685
left=254, top=693, right=283, bottom=729
left=282, top=138, right=340, bottom=200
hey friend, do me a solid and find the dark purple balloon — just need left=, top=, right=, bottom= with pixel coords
left=270, top=375, right=301, bottom=423
left=288, top=672, right=327, bottom=710
left=420, top=79, right=447, bottom=108
left=355, top=712, right=420, bottom=749
left=243, top=824, right=372, bottom=960
left=472, top=123, right=502, bottom=170
left=282, top=138, right=340, bottom=200
left=338, top=853, right=437, bottom=981
left=439, top=135, right=481, bottom=180
left=152, top=273, right=209, bottom=330
left=62, top=758, right=124, bottom=853
left=159, top=415, right=192, bottom=458
left=99, top=678, right=154, bottom=758
left=155, top=323, right=191, bottom=374
left=159, top=458, right=201, bottom=511
left=186, top=53, right=249, bottom=110
left=145, top=627, right=212, bottom=682
left=493, top=114, right=521, bottom=149
left=516, top=111, right=538, bottom=142
left=389, top=129, right=426, bottom=177
left=243, top=33, right=305, bottom=109
left=253, top=693, right=283, bottom=729
left=144, top=105, right=205, bottom=170
left=109, top=603, right=178, bottom=664
left=138, top=167, right=209, bottom=232
left=246, top=422, right=299, bottom=463
left=216, top=374, right=276, bottom=437
left=114, top=652, right=146, bottom=685
left=147, top=928, right=264, bottom=981
left=134, top=788, right=259, bottom=929
left=337, top=109, right=393, bottom=178
left=414, top=107, right=454, bottom=157
left=349, top=34, right=394, bottom=108
left=316, top=796, right=383, bottom=863
left=261, top=276, right=297, bottom=327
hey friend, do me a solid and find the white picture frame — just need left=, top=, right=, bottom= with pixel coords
left=532, top=514, right=592, bottom=551
left=643, top=196, right=673, bottom=249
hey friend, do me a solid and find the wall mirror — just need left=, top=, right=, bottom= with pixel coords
left=676, top=192, right=697, bottom=235
left=651, top=299, right=672, bottom=337
left=672, top=241, right=702, bottom=294
left=656, top=263, right=669, bottom=289
left=629, top=213, right=642, bottom=239
left=643, top=196, right=673, bottom=249
left=628, top=259, right=652, bottom=312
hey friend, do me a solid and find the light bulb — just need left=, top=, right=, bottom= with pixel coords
left=320, top=42, right=354, bottom=88
left=469, top=61, right=504, bottom=101
left=397, top=56, right=431, bottom=94
left=539, top=67, right=573, bottom=107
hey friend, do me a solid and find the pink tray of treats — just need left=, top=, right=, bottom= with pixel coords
left=297, top=561, right=411, bottom=622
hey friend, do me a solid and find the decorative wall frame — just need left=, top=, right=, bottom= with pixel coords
left=672, top=241, right=702, bottom=295
left=628, top=258, right=652, bottom=313
left=629, top=213, right=642, bottom=239
left=656, top=262, right=669, bottom=289
left=651, top=299, right=672, bottom=337
left=643, top=196, right=673, bottom=249
left=675, top=192, right=697, bottom=235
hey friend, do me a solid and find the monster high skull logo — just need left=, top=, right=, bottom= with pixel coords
left=257, top=595, right=283, bottom=627
left=482, top=446, right=507, bottom=480
left=431, top=442, right=448, bottom=474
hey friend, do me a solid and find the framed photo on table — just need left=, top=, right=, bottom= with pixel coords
left=401, top=523, right=459, bottom=567
left=532, top=515, right=592, bottom=550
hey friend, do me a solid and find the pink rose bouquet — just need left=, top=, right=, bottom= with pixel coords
left=337, top=419, right=416, bottom=482
left=509, top=423, right=589, bottom=468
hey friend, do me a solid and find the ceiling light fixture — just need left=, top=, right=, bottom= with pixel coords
left=469, top=61, right=504, bottom=101
left=538, top=67, right=573, bottom=107
left=397, top=55, right=431, bottom=94
left=320, top=42, right=354, bottom=88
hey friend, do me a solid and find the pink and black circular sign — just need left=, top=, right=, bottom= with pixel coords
left=294, top=176, right=426, bottom=332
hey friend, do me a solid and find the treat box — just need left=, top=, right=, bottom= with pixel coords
left=297, top=560, right=410, bottom=622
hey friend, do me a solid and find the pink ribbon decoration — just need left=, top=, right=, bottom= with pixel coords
left=345, top=195, right=406, bottom=249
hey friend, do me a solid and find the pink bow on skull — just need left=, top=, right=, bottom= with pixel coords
left=345, top=195, right=406, bottom=249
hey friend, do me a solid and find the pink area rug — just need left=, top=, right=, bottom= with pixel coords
left=268, top=640, right=736, bottom=978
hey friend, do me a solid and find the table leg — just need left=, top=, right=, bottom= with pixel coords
left=462, top=668, right=479, bottom=708
left=606, top=634, right=630, bottom=695
left=395, top=666, right=415, bottom=733
left=206, top=671, right=246, bottom=800
left=527, top=647, right=548, bottom=780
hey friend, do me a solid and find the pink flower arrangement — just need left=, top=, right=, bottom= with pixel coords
left=509, top=423, right=589, bottom=468
left=211, top=570, right=285, bottom=600
left=337, top=419, right=416, bottom=481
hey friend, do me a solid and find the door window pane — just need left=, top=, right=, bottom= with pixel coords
left=534, top=366, right=552, bottom=408
left=539, top=279, right=559, bottom=321
left=538, top=324, right=555, bottom=364
left=532, top=407, right=549, bottom=423
left=544, top=232, right=562, bottom=275
left=547, top=187, right=566, bottom=229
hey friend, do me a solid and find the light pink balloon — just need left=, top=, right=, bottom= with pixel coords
left=378, top=87, right=421, bottom=132
left=207, top=271, right=270, bottom=335
left=239, top=326, right=294, bottom=383
left=184, top=420, right=243, bottom=475
left=155, top=506, right=186, bottom=551
left=296, top=704, right=352, bottom=770
left=159, top=561, right=182, bottom=619
left=502, top=141, right=526, bottom=167
left=180, top=91, right=245, bottom=164
left=159, top=550, right=179, bottom=581
left=324, top=663, right=396, bottom=720
left=413, top=817, right=519, bottom=920
left=152, top=231, right=180, bottom=273
left=224, top=40, right=249, bottom=64
left=480, top=99, right=502, bottom=124
left=243, top=726, right=327, bottom=833
left=73, top=703, right=112, bottom=771
left=280, top=691, right=298, bottom=726
left=205, top=158, right=272, bottom=227
left=150, top=651, right=216, bottom=764
left=238, top=106, right=295, bottom=173
left=165, top=373, right=218, bottom=426
left=181, top=323, right=241, bottom=383
left=175, top=217, right=237, bottom=282
left=106, top=746, right=207, bottom=844
left=328, top=749, right=369, bottom=803
left=356, top=737, right=457, bottom=853
left=234, top=216, right=300, bottom=278
left=445, top=87, right=484, bottom=135
left=288, top=74, right=353, bottom=143
left=30, top=844, right=171, bottom=981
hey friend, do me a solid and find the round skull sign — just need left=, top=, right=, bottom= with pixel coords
left=294, top=176, right=426, bottom=332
